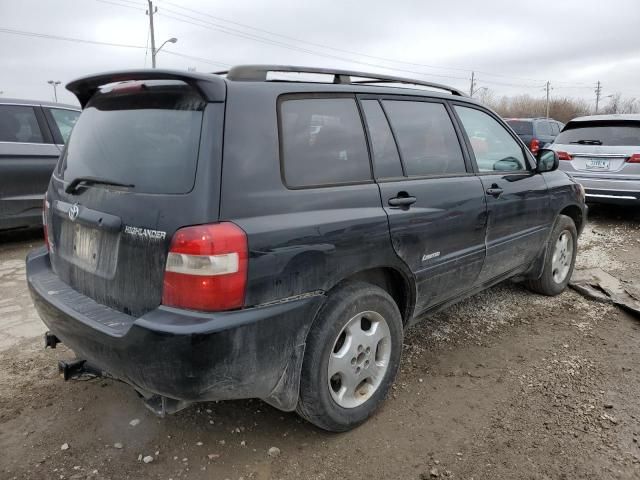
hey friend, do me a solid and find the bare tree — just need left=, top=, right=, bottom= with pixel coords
left=477, top=93, right=590, bottom=123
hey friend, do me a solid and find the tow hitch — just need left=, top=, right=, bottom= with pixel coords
left=58, top=359, right=103, bottom=381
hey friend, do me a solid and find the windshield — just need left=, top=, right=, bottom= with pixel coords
left=59, top=80, right=205, bottom=194
left=506, top=120, right=533, bottom=135
left=555, top=121, right=640, bottom=146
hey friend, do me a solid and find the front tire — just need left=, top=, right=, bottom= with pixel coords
left=527, top=214, right=577, bottom=296
left=296, top=282, right=403, bottom=432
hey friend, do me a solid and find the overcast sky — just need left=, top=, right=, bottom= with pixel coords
left=1, top=0, right=639, bottom=107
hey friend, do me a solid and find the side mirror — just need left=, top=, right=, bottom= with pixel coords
left=536, top=148, right=559, bottom=173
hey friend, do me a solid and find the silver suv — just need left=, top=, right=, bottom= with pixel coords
left=550, top=114, right=640, bottom=205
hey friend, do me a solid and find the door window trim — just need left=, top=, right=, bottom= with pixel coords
left=449, top=101, right=536, bottom=175
left=356, top=96, right=406, bottom=179
left=276, top=92, right=376, bottom=190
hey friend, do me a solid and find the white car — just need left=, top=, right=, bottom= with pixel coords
left=549, top=114, right=640, bottom=205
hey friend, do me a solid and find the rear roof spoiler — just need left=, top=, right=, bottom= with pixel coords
left=66, top=69, right=226, bottom=108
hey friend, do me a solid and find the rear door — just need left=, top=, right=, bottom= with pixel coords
left=453, top=104, right=552, bottom=283
left=0, top=103, right=61, bottom=229
left=46, top=79, right=224, bottom=317
left=360, top=96, right=487, bottom=313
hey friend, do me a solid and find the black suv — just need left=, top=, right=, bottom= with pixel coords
left=27, top=66, right=586, bottom=432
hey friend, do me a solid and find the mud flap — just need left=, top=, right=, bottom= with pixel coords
left=262, top=343, right=306, bottom=412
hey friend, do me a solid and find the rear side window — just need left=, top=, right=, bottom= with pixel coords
left=48, top=108, right=80, bottom=143
left=550, top=122, right=560, bottom=135
left=382, top=100, right=466, bottom=176
left=60, top=81, right=205, bottom=194
left=455, top=106, right=527, bottom=173
left=280, top=98, right=371, bottom=187
left=506, top=120, right=533, bottom=135
left=555, top=121, right=640, bottom=146
left=536, top=121, right=552, bottom=136
left=0, top=105, right=44, bottom=143
left=360, top=100, right=403, bottom=178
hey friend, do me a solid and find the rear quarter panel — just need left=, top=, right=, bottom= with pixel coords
left=219, top=83, right=414, bottom=308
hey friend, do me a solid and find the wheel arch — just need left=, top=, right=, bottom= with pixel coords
left=326, top=266, right=416, bottom=327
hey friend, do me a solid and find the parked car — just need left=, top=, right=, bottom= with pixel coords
left=26, top=66, right=586, bottom=432
left=506, top=117, right=564, bottom=154
left=548, top=114, right=640, bottom=205
left=0, top=98, right=80, bottom=231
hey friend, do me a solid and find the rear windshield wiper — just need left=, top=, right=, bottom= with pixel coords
left=65, top=176, right=135, bottom=194
left=569, top=139, right=603, bottom=145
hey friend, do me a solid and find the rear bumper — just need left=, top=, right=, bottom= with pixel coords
left=571, top=176, right=640, bottom=205
left=26, top=247, right=324, bottom=411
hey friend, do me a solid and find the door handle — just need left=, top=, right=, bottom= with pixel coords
left=485, top=185, right=504, bottom=198
left=388, top=195, right=417, bottom=208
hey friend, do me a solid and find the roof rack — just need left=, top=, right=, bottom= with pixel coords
left=216, top=65, right=466, bottom=97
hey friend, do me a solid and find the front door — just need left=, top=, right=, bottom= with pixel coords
left=453, top=104, right=552, bottom=283
left=359, top=97, right=488, bottom=315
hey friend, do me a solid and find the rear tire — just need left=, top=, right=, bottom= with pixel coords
left=296, top=281, right=403, bottom=432
left=526, top=214, right=577, bottom=296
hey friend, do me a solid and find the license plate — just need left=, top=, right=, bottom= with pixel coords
left=73, top=224, right=99, bottom=268
left=586, top=158, right=610, bottom=170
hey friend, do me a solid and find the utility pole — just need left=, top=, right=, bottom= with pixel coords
left=147, top=0, right=157, bottom=68
left=594, top=81, right=602, bottom=114
left=545, top=81, right=551, bottom=118
left=469, top=71, right=476, bottom=97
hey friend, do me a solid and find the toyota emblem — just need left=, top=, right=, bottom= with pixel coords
left=68, top=204, right=80, bottom=221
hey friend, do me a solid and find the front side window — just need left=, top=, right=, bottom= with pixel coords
left=455, top=106, right=528, bottom=173
left=0, top=105, right=44, bottom=143
left=49, top=108, right=80, bottom=143
left=382, top=100, right=466, bottom=176
left=280, top=98, right=371, bottom=187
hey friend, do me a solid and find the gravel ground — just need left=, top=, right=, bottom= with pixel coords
left=0, top=204, right=639, bottom=480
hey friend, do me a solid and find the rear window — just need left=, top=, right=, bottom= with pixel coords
left=280, top=97, right=371, bottom=187
left=555, top=121, right=640, bottom=146
left=536, top=121, right=552, bottom=136
left=0, top=105, right=44, bottom=143
left=506, top=120, right=533, bottom=135
left=60, top=81, right=205, bottom=194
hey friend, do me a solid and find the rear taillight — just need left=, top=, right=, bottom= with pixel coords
left=529, top=138, right=540, bottom=154
left=162, top=222, right=248, bottom=312
left=627, top=154, right=640, bottom=163
left=557, top=151, right=573, bottom=161
left=43, top=198, right=50, bottom=251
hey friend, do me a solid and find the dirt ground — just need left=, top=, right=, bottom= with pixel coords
left=1, top=204, right=639, bottom=480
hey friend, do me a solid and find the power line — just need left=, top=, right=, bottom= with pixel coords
left=89, top=0, right=591, bottom=90
left=159, top=8, right=541, bottom=87
left=0, top=27, right=228, bottom=68
left=0, top=27, right=146, bottom=49
left=157, top=0, right=583, bottom=86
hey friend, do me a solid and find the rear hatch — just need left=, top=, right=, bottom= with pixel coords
left=552, top=120, right=640, bottom=177
left=46, top=72, right=226, bottom=317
